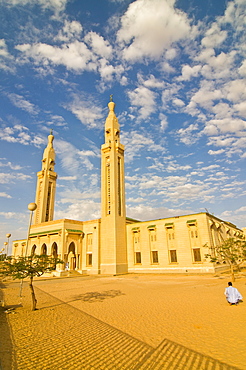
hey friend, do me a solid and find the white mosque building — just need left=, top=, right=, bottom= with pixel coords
left=13, top=99, right=245, bottom=275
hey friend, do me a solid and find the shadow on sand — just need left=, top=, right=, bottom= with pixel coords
left=72, top=289, right=125, bottom=303
left=135, top=338, right=241, bottom=370
left=0, top=282, right=18, bottom=370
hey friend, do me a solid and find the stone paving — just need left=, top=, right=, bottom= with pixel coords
left=0, top=276, right=244, bottom=370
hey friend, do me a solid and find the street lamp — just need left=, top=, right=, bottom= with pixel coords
left=20, top=202, right=37, bottom=297
left=5, top=233, right=11, bottom=257
left=25, top=203, right=37, bottom=257
left=4, top=242, right=8, bottom=258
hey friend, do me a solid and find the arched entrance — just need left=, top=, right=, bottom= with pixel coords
left=67, top=242, right=76, bottom=270
left=51, top=242, right=58, bottom=258
left=41, top=244, right=47, bottom=255
left=31, top=245, right=37, bottom=256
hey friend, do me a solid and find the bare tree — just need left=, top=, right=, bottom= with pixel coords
left=205, top=238, right=246, bottom=281
left=0, top=255, right=63, bottom=310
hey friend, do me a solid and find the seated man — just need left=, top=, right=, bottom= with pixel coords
left=224, top=282, right=243, bottom=305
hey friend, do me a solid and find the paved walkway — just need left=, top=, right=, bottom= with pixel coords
left=0, top=275, right=245, bottom=369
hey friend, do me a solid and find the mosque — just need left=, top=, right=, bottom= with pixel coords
left=13, top=99, right=245, bottom=275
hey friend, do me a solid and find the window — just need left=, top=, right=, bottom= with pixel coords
left=150, top=234, right=156, bottom=242
left=170, top=250, right=177, bottom=263
left=152, top=251, right=159, bottom=264
left=193, top=248, right=201, bottom=262
left=87, top=253, right=92, bottom=266
left=86, top=233, right=93, bottom=252
left=135, top=252, right=141, bottom=264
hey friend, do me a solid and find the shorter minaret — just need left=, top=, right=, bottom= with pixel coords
left=100, top=97, right=128, bottom=274
left=34, top=130, right=57, bottom=224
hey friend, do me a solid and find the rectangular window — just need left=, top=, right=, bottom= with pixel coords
left=152, top=251, right=159, bottom=264
left=170, top=250, right=177, bottom=263
left=86, top=233, right=93, bottom=251
left=87, top=253, right=92, bottom=266
left=135, top=252, right=141, bottom=264
left=193, top=248, right=201, bottom=262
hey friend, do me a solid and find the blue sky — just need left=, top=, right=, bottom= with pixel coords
left=1, top=0, right=246, bottom=250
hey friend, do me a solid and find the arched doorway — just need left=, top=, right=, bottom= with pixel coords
left=31, top=245, right=37, bottom=256
left=51, top=242, right=58, bottom=258
left=67, top=242, right=76, bottom=270
left=41, top=244, right=47, bottom=255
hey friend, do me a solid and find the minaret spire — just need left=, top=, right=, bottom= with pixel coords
left=34, top=131, right=57, bottom=224
left=100, top=98, right=128, bottom=275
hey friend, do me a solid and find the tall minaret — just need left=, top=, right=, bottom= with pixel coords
left=34, top=130, right=57, bottom=224
left=100, top=97, right=128, bottom=274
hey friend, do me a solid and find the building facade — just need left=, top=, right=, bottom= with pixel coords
left=13, top=100, right=245, bottom=275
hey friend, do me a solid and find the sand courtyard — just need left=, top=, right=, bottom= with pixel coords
left=0, top=273, right=246, bottom=369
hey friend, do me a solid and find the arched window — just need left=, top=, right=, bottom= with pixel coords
left=68, top=242, right=75, bottom=255
left=51, top=242, right=58, bottom=258
left=31, top=245, right=37, bottom=256
left=41, top=244, right=47, bottom=255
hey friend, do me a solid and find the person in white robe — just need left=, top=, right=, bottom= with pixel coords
left=224, top=282, right=243, bottom=305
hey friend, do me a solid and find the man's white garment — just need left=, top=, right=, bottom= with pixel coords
left=224, top=286, right=242, bottom=304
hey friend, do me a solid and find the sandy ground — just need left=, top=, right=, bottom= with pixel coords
left=0, top=273, right=246, bottom=370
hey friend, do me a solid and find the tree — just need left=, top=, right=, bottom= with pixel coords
left=205, top=237, right=246, bottom=282
left=0, top=255, right=63, bottom=310
left=0, top=253, right=7, bottom=261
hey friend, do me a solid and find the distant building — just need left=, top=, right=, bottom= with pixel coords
left=13, top=100, right=245, bottom=275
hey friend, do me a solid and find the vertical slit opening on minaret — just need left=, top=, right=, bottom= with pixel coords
left=106, top=159, right=111, bottom=215
left=118, top=157, right=121, bottom=216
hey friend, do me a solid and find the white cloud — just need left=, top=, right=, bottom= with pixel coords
left=161, top=83, right=181, bottom=110
left=2, top=0, right=68, bottom=14
left=224, top=79, right=246, bottom=103
left=56, top=20, right=83, bottom=42
left=122, top=130, right=165, bottom=162
left=128, top=86, right=157, bottom=121
left=161, top=61, right=175, bottom=73
left=201, top=22, right=227, bottom=48
left=0, top=125, right=45, bottom=146
left=178, top=64, right=201, bottom=81
left=16, top=41, right=97, bottom=73
left=204, top=118, right=246, bottom=135
left=238, top=60, right=246, bottom=77
left=84, top=32, right=112, bottom=59
left=0, top=172, right=32, bottom=184
left=176, top=123, right=200, bottom=145
left=235, top=206, right=246, bottom=214
left=138, top=74, right=165, bottom=89
left=64, top=95, right=104, bottom=128
left=165, top=48, right=177, bottom=60
left=234, top=102, right=246, bottom=118
left=159, top=113, right=168, bottom=131
left=55, top=138, right=98, bottom=177
left=55, top=140, right=86, bottom=175
left=7, top=93, right=39, bottom=115
left=0, top=211, right=19, bottom=219
left=0, top=192, right=12, bottom=198
left=0, top=160, right=22, bottom=170
left=126, top=204, right=192, bottom=221
left=59, top=176, right=77, bottom=181
left=208, top=149, right=225, bottom=156
left=0, top=39, right=15, bottom=72
left=172, top=98, right=185, bottom=107
left=47, top=115, right=68, bottom=127
left=187, top=80, right=223, bottom=111
left=117, top=0, right=191, bottom=62
left=55, top=199, right=100, bottom=221
left=98, top=58, right=115, bottom=81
